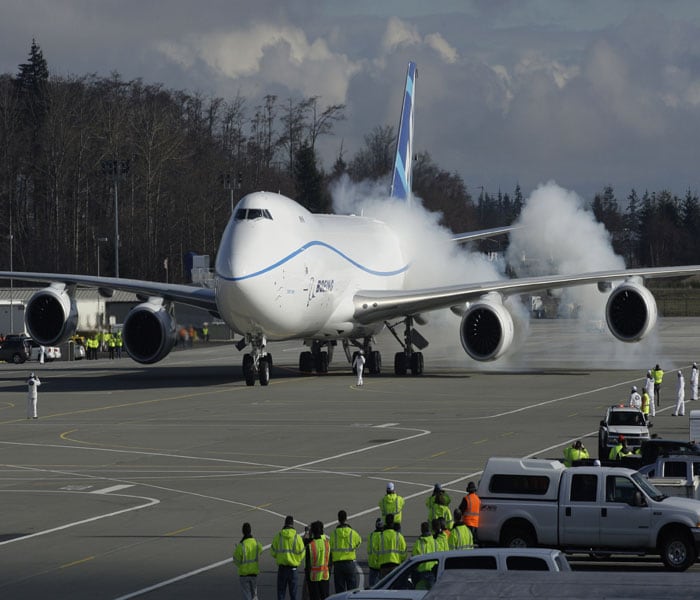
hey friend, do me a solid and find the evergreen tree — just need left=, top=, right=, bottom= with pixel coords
left=294, top=143, right=327, bottom=212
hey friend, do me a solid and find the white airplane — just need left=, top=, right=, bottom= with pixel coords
left=2, top=61, right=700, bottom=385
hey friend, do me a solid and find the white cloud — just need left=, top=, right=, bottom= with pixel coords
left=156, top=23, right=361, bottom=104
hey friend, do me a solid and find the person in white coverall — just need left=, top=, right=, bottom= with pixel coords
left=628, top=386, right=642, bottom=410
left=673, top=370, right=685, bottom=416
left=26, top=372, right=41, bottom=419
left=645, top=370, right=656, bottom=417
left=353, top=350, right=366, bottom=387
left=691, top=363, right=698, bottom=401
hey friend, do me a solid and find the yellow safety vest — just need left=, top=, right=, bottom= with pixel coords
left=330, top=525, right=361, bottom=562
left=233, top=537, right=263, bottom=576
left=379, top=493, right=405, bottom=523
left=449, top=524, right=474, bottom=550
left=271, top=528, right=305, bottom=567
left=373, top=529, right=406, bottom=566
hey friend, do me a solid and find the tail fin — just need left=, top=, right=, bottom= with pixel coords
left=390, top=61, right=417, bottom=204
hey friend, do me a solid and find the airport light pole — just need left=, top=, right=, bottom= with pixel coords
left=5, top=233, right=13, bottom=333
left=96, top=237, right=108, bottom=330
left=96, top=236, right=108, bottom=278
left=101, top=159, right=129, bottom=279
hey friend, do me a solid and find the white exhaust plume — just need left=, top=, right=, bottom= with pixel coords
left=331, top=177, right=660, bottom=370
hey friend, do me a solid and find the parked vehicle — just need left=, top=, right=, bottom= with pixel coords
left=326, top=548, right=571, bottom=600
left=639, top=439, right=700, bottom=466
left=638, top=455, right=700, bottom=499
left=598, top=404, right=650, bottom=458
left=5, top=334, right=61, bottom=361
left=0, top=337, right=31, bottom=364
left=477, top=457, right=700, bottom=571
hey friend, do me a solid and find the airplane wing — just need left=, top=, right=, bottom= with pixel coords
left=450, top=225, right=520, bottom=244
left=353, top=265, right=700, bottom=323
left=0, top=272, right=218, bottom=313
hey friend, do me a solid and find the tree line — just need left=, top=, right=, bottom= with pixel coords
left=0, top=41, right=698, bottom=285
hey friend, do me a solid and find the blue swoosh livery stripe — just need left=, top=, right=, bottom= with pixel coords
left=218, top=240, right=409, bottom=282
left=390, top=61, right=416, bottom=202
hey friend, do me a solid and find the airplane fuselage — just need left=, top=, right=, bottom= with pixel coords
left=214, top=192, right=407, bottom=341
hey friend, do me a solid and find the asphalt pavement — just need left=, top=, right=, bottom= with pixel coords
left=0, top=317, right=699, bottom=599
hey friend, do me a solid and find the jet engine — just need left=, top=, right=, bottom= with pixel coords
left=459, top=292, right=515, bottom=361
left=605, top=279, right=657, bottom=342
left=122, top=298, right=177, bottom=364
left=25, top=284, right=78, bottom=345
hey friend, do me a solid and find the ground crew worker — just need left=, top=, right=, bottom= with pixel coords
left=26, top=372, right=41, bottom=419
left=628, top=386, right=641, bottom=410
left=609, top=436, right=632, bottom=460
left=353, top=350, right=365, bottom=386
left=271, top=515, right=305, bottom=600
left=373, top=514, right=406, bottom=579
left=233, top=522, right=263, bottom=600
left=458, top=481, right=481, bottom=540
left=107, top=333, right=116, bottom=359
left=673, top=370, right=686, bottom=416
left=563, top=440, right=590, bottom=467
left=641, top=389, right=651, bottom=424
left=306, top=521, right=330, bottom=600
left=431, top=518, right=449, bottom=552
left=426, top=483, right=452, bottom=529
left=411, top=522, right=438, bottom=590
left=691, top=363, right=698, bottom=401
left=115, top=331, right=123, bottom=358
left=449, top=509, right=474, bottom=550
left=202, top=323, right=209, bottom=342
left=652, top=364, right=664, bottom=407
left=379, top=482, right=405, bottom=530
left=329, top=510, right=362, bottom=593
left=645, top=370, right=656, bottom=417
left=366, top=518, right=383, bottom=588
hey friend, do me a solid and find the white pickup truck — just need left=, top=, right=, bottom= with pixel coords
left=477, top=457, right=700, bottom=571
left=638, top=455, right=700, bottom=500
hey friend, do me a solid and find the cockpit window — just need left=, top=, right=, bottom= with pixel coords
left=234, top=208, right=273, bottom=221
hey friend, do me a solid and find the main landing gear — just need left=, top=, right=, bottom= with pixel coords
left=240, top=334, right=272, bottom=386
left=385, top=316, right=428, bottom=376
left=343, top=339, right=382, bottom=375
left=299, top=340, right=335, bottom=374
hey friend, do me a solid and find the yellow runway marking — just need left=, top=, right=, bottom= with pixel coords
left=61, top=556, right=95, bottom=569
left=165, top=526, right=193, bottom=537
left=382, top=466, right=398, bottom=471
left=0, top=376, right=309, bottom=426
left=473, top=439, right=488, bottom=445
left=430, top=451, right=447, bottom=458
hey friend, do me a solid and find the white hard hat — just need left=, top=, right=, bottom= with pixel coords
left=631, top=386, right=637, bottom=392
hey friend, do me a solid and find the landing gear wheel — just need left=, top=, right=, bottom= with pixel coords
left=243, top=354, right=255, bottom=386
left=410, top=352, right=424, bottom=375
left=259, top=357, right=270, bottom=386
left=299, top=351, right=314, bottom=373
left=368, top=350, right=382, bottom=375
left=315, top=352, right=329, bottom=374
left=394, top=352, right=408, bottom=375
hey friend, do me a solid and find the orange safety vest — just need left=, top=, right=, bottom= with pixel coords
left=309, top=537, right=330, bottom=582
left=461, top=493, right=481, bottom=528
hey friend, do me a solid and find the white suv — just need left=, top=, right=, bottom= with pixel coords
left=598, top=404, right=650, bottom=458
left=326, top=548, right=570, bottom=600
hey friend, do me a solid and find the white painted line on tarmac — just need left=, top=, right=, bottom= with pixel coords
left=0, top=490, right=159, bottom=547
left=376, top=422, right=399, bottom=428
left=92, top=484, right=134, bottom=494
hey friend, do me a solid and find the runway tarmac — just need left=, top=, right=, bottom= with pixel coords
left=1, top=317, right=699, bottom=599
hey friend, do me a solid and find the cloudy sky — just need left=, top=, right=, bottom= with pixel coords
left=2, top=0, right=700, bottom=200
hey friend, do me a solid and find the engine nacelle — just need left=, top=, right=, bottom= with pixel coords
left=605, top=280, right=658, bottom=342
left=459, top=293, right=515, bottom=361
left=25, top=284, right=78, bottom=345
left=122, top=299, right=177, bottom=364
